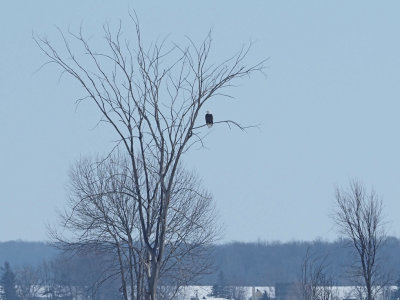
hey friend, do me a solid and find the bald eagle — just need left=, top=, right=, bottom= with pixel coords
left=205, top=111, right=213, bottom=128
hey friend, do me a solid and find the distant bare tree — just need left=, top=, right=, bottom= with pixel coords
left=231, top=286, right=247, bottom=300
left=35, top=13, right=264, bottom=300
left=34, top=253, right=121, bottom=300
left=15, top=265, right=42, bottom=300
left=334, top=180, right=388, bottom=300
left=298, top=248, right=334, bottom=300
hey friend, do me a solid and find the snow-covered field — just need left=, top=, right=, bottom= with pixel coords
left=179, top=285, right=273, bottom=299
left=4, top=284, right=397, bottom=299
left=179, top=285, right=397, bottom=300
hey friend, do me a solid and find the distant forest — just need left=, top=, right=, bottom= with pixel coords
left=1, top=238, right=400, bottom=286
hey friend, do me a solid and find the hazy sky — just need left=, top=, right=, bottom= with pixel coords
left=2, top=1, right=400, bottom=243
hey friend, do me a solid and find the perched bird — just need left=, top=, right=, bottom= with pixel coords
left=205, top=111, right=213, bottom=128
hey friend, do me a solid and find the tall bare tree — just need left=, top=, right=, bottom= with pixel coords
left=35, top=14, right=264, bottom=300
left=334, top=180, right=387, bottom=300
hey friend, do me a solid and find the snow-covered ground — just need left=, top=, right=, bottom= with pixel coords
left=179, top=285, right=397, bottom=300
left=4, top=284, right=397, bottom=299
left=180, top=285, right=273, bottom=299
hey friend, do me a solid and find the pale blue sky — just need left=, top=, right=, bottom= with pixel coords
left=1, top=1, right=400, bottom=242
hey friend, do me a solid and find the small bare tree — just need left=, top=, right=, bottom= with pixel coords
left=298, top=248, right=334, bottom=300
left=15, top=265, right=42, bottom=300
left=230, top=286, right=247, bottom=300
left=334, top=180, right=387, bottom=300
left=35, top=14, right=264, bottom=300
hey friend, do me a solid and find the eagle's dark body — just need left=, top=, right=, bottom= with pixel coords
left=205, top=112, right=213, bottom=128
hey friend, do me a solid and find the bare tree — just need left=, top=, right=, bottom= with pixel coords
left=298, top=248, right=335, bottom=300
left=54, top=154, right=219, bottom=300
left=35, top=14, right=264, bottom=300
left=334, top=180, right=388, bottom=300
left=15, top=265, right=43, bottom=300
left=230, top=286, right=247, bottom=300
left=32, top=253, right=121, bottom=300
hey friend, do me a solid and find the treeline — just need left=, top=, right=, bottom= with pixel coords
left=1, top=238, right=400, bottom=288
left=1, top=252, right=121, bottom=299
left=0, top=241, right=57, bottom=268
left=205, top=237, right=400, bottom=286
